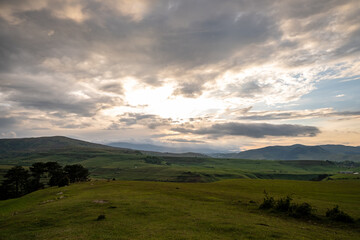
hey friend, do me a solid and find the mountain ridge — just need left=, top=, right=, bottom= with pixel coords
left=107, top=141, right=220, bottom=154
left=0, top=136, right=115, bottom=154
left=0, top=136, right=208, bottom=159
left=213, top=144, right=360, bottom=161
left=1, top=136, right=360, bottom=161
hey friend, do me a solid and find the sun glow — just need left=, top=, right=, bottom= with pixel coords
left=101, top=77, right=228, bottom=120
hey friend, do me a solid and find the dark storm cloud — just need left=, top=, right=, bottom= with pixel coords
left=173, top=82, right=204, bottom=98
left=225, top=79, right=271, bottom=98
left=99, top=82, right=123, bottom=94
left=236, top=109, right=360, bottom=121
left=0, top=117, right=17, bottom=128
left=0, top=0, right=280, bottom=102
left=0, top=0, right=359, bottom=131
left=168, top=138, right=205, bottom=143
left=172, top=122, right=320, bottom=138
left=0, top=74, right=115, bottom=116
left=116, top=113, right=173, bottom=129
left=274, top=0, right=347, bottom=19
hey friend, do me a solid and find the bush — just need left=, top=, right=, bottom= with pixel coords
left=290, top=202, right=314, bottom=218
left=144, top=156, right=165, bottom=165
left=259, top=191, right=275, bottom=209
left=96, top=214, right=106, bottom=221
left=326, top=205, right=354, bottom=223
left=275, top=196, right=292, bottom=212
left=259, top=192, right=315, bottom=219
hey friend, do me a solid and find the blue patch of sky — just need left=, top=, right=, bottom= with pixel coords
left=292, top=76, right=360, bottom=111
left=254, top=76, right=360, bottom=112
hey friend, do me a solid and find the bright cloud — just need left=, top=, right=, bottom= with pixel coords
left=0, top=0, right=359, bottom=149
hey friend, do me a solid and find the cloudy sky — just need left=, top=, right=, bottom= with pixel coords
left=0, top=0, right=359, bottom=151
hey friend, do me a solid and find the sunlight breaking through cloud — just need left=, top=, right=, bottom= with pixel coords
left=0, top=0, right=359, bottom=149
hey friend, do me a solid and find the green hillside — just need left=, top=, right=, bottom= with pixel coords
left=1, top=137, right=359, bottom=182
left=1, top=148, right=359, bottom=182
left=1, top=179, right=359, bottom=240
left=216, top=144, right=360, bottom=161
left=0, top=136, right=116, bottom=153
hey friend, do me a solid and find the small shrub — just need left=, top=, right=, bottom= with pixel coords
left=326, top=205, right=354, bottom=223
left=290, top=202, right=314, bottom=218
left=96, top=214, right=106, bottom=221
left=259, top=191, right=275, bottom=209
left=275, top=196, right=292, bottom=212
left=144, top=156, right=164, bottom=165
left=259, top=192, right=316, bottom=219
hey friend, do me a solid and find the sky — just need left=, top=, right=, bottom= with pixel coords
left=0, top=0, right=359, bottom=152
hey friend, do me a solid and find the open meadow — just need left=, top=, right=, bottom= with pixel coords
left=1, top=179, right=359, bottom=240
left=1, top=145, right=359, bottom=182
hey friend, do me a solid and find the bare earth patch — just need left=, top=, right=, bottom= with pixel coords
left=93, top=200, right=109, bottom=204
left=40, top=199, right=54, bottom=204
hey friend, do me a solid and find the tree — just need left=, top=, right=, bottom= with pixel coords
left=0, top=162, right=89, bottom=200
left=45, top=161, right=62, bottom=175
left=29, top=162, right=47, bottom=190
left=0, top=166, right=30, bottom=199
left=45, top=162, right=64, bottom=186
left=48, top=169, right=66, bottom=187
left=57, top=175, right=70, bottom=187
left=64, top=164, right=89, bottom=183
left=30, top=162, right=47, bottom=178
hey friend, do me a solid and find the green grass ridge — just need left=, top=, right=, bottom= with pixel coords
left=1, top=179, right=359, bottom=240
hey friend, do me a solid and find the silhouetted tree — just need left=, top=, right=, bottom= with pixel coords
left=57, top=175, right=70, bottom=187
left=29, top=162, right=47, bottom=190
left=0, top=166, right=30, bottom=199
left=1, top=162, right=89, bottom=200
left=30, top=162, right=47, bottom=178
left=45, top=162, right=62, bottom=175
left=64, top=164, right=89, bottom=183
left=48, top=170, right=66, bottom=187
left=45, top=162, right=64, bottom=186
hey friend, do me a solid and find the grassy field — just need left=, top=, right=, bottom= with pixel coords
left=1, top=148, right=359, bottom=182
left=0, top=179, right=359, bottom=240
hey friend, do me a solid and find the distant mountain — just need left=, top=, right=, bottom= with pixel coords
left=0, top=137, right=208, bottom=160
left=0, top=136, right=114, bottom=155
left=214, top=144, right=360, bottom=161
left=107, top=142, right=218, bottom=155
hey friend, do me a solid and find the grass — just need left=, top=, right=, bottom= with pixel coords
left=0, top=179, right=359, bottom=240
left=329, top=174, right=360, bottom=180
left=1, top=148, right=359, bottom=182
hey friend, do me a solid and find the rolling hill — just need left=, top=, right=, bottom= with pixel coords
left=0, top=136, right=206, bottom=159
left=107, top=141, right=220, bottom=154
left=214, top=144, right=360, bottom=161
left=0, top=136, right=115, bottom=154
left=1, top=179, right=359, bottom=240
left=0, top=137, right=359, bottom=182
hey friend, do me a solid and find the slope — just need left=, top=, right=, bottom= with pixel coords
left=0, top=136, right=116, bottom=154
left=216, top=144, right=360, bottom=161
left=0, top=179, right=359, bottom=240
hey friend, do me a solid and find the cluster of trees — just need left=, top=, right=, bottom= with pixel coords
left=144, top=156, right=170, bottom=165
left=0, top=162, right=89, bottom=200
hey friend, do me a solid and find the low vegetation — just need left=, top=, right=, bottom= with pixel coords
left=326, top=205, right=355, bottom=223
left=0, top=162, right=89, bottom=200
left=260, top=192, right=315, bottom=219
left=0, top=179, right=359, bottom=240
left=1, top=147, right=359, bottom=182
left=259, top=192, right=357, bottom=224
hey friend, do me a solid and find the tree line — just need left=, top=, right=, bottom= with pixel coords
left=0, top=162, right=89, bottom=200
